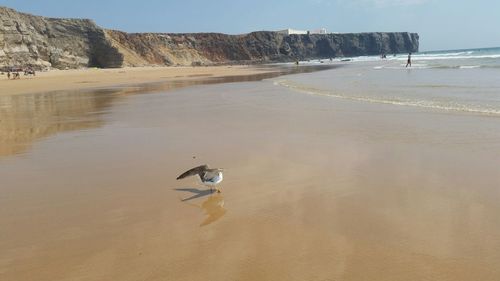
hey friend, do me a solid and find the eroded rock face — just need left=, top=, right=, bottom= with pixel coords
left=284, top=32, right=419, bottom=58
left=106, top=31, right=418, bottom=67
left=1, top=6, right=418, bottom=69
left=0, top=6, right=122, bottom=69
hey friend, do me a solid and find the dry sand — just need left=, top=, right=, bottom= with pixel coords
left=1, top=66, right=500, bottom=281
left=0, top=65, right=274, bottom=96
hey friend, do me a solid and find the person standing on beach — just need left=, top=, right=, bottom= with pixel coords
left=406, top=53, right=412, bottom=67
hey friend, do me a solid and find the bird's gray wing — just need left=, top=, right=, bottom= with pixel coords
left=176, top=165, right=208, bottom=180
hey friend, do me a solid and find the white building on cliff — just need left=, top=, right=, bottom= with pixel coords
left=277, top=29, right=308, bottom=35
left=310, top=28, right=328, bottom=34
left=277, top=28, right=328, bottom=35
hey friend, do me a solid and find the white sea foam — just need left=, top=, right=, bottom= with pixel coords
left=347, top=48, right=500, bottom=65
left=459, top=65, right=481, bottom=69
left=411, top=54, right=500, bottom=60
left=273, top=79, right=500, bottom=116
left=374, top=63, right=430, bottom=70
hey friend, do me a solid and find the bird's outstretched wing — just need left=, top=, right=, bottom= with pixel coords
left=176, top=165, right=208, bottom=180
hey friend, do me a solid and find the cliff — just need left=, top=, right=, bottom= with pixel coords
left=1, top=6, right=419, bottom=69
left=106, top=31, right=419, bottom=67
left=0, top=6, right=122, bottom=69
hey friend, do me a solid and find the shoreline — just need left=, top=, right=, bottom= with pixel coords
left=0, top=65, right=278, bottom=96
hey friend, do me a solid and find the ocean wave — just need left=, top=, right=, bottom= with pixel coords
left=348, top=50, right=500, bottom=63
left=410, top=54, right=500, bottom=60
left=373, top=63, right=430, bottom=70
left=373, top=64, right=488, bottom=70
left=459, top=65, right=481, bottom=69
left=273, top=80, right=500, bottom=116
left=413, top=51, right=473, bottom=57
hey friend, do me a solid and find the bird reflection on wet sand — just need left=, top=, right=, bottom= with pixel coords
left=175, top=188, right=227, bottom=226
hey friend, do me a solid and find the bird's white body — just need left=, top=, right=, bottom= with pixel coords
left=202, top=171, right=223, bottom=186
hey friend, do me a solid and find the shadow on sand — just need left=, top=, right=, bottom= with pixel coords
left=174, top=188, right=216, bottom=201
left=174, top=187, right=227, bottom=226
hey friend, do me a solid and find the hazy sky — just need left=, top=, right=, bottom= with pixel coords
left=1, top=0, right=499, bottom=51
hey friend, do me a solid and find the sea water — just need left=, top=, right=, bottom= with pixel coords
left=274, top=47, right=500, bottom=115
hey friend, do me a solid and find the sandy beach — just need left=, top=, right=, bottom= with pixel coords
left=0, top=65, right=277, bottom=96
left=1, top=63, right=500, bottom=281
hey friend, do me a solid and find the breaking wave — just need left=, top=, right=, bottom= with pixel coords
left=273, top=79, right=500, bottom=116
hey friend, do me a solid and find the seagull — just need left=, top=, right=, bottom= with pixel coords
left=176, top=165, right=224, bottom=193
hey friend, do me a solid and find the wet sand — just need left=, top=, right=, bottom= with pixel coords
left=0, top=65, right=335, bottom=158
left=1, top=66, right=500, bottom=280
left=0, top=65, right=277, bottom=96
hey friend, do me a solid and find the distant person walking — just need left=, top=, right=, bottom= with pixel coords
left=406, top=53, right=412, bottom=67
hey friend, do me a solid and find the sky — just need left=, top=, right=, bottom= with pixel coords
left=1, top=0, right=499, bottom=51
